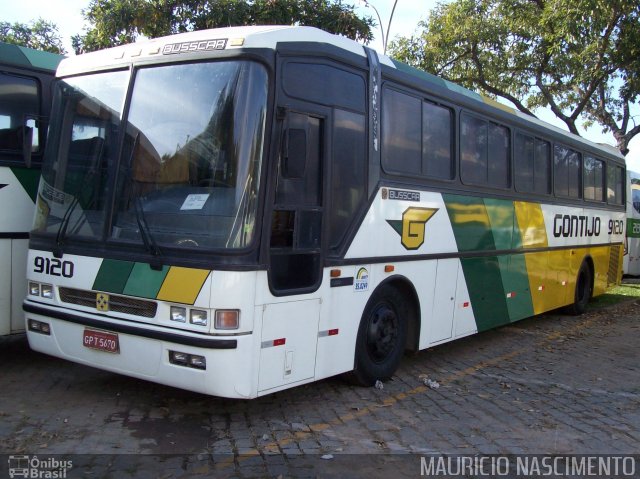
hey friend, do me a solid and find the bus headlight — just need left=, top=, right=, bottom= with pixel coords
left=190, top=309, right=208, bottom=326
left=170, top=306, right=187, bottom=322
left=28, top=281, right=53, bottom=299
left=215, top=310, right=239, bottom=330
left=41, top=284, right=54, bottom=299
left=29, top=282, right=40, bottom=296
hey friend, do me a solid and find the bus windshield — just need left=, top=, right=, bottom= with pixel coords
left=34, top=60, right=268, bottom=251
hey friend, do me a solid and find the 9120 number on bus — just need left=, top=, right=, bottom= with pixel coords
left=33, top=256, right=74, bottom=278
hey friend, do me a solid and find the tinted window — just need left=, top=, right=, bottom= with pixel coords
left=461, top=114, right=487, bottom=184
left=0, top=73, right=40, bottom=152
left=382, top=89, right=421, bottom=175
left=534, top=139, right=551, bottom=194
left=584, top=156, right=604, bottom=201
left=423, top=101, right=453, bottom=179
left=607, top=164, right=624, bottom=205
left=461, top=114, right=509, bottom=188
left=554, top=144, right=582, bottom=198
left=515, top=133, right=534, bottom=192
left=515, top=134, right=550, bottom=194
left=283, top=62, right=365, bottom=113
left=488, top=123, right=510, bottom=188
left=329, top=109, right=366, bottom=252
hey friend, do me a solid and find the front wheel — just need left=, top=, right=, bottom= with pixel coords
left=565, top=262, right=593, bottom=315
left=350, top=285, right=408, bottom=386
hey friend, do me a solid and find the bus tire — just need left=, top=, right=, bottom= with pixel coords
left=350, top=285, right=408, bottom=386
left=566, top=262, right=593, bottom=316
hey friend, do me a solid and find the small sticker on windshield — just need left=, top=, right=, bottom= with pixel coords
left=180, top=194, right=210, bottom=210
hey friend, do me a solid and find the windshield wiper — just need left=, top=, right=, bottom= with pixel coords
left=124, top=131, right=163, bottom=270
left=133, top=196, right=163, bottom=270
left=53, top=168, right=96, bottom=258
left=53, top=197, right=79, bottom=258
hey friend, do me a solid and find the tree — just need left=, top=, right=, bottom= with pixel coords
left=0, top=18, right=66, bottom=54
left=73, top=0, right=374, bottom=54
left=390, top=0, right=640, bottom=155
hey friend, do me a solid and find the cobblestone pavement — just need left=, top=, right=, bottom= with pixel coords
left=1, top=297, right=639, bottom=478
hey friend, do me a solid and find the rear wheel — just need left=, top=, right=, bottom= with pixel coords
left=350, top=285, right=408, bottom=386
left=565, top=262, right=592, bottom=315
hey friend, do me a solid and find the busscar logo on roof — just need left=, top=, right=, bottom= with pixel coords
left=163, top=39, right=227, bottom=55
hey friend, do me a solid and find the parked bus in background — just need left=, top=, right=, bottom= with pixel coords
left=0, top=42, right=63, bottom=336
left=624, top=170, right=640, bottom=275
left=24, top=27, right=625, bottom=398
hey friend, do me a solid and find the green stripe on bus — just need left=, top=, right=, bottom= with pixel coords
left=484, top=198, right=523, bottom=250
left=122, top=263, right=169, bottom=299
left=93, top=259, right=135, bottom=293
left=10, top=167, right=40, bottom=203
left=445, top=195, right=534, bottom=329
left=499, top=254, right=534, bottom=322
left=460, top=256, right=509, bottom=331
left=443, top=194, right=496, bottom=252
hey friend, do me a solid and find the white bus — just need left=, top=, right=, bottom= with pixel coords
left=624, top=170, right=640, bottom=275
left=0, top=42, right=63, bottom=335
left=24, top=26, right=625, bottom=398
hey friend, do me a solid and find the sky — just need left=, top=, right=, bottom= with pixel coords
left=2, top=0, right=638, bottom=171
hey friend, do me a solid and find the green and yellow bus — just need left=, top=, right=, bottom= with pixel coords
left=24, top=26, right=625, bottom=398
left=0, top=41, right=63, bottom=335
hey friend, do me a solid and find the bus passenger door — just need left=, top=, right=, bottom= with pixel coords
left=268, top=110, right=323, bottom=294
left=259, top=109, right=324, bottom=393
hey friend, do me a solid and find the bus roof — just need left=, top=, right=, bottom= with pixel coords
left=0, top=41, right=64, bottom=72
left=57, top=25, right=624, bottom=162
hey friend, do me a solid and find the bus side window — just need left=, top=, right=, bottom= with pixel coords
left=329, top=109, right=366, bottom=253
left=0, top=72, right=40, bottom=154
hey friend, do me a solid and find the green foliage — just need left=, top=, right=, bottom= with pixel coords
left=74, top=0, right=374, bottom=54
left=390, top=0, right=640, bottom=155
left=588, top=282, right=640, bottom=309
left=0, top=18, right=66, bottom=54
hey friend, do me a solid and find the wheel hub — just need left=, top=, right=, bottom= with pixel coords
left=366, top=304, right=398, bottom=363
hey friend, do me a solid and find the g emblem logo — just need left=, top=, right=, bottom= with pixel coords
left=387, top=207, right=438, bottom=250
left=96, top=293, right=110, bottom=312
left=401, top=207, right=437, bottom=250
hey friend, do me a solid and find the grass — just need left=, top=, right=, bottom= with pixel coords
left=588, top=280, right=640, bottom=309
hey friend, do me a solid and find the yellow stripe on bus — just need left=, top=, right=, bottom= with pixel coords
left=156, top=267, right=210, bottom=304
left=514, top=202, right=559, bottom=314
left=514, top=201, right=548, bottom=248
left=524, top=245, right=614, bottom=315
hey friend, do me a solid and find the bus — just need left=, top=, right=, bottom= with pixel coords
left=24, top=26, right=625, bottom=398
left=624, top=170, right=640, bottom=275
left=0, top=42, right=63, bottom=336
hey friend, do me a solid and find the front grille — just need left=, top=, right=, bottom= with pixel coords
left=59, top=287, right=158, bottom=318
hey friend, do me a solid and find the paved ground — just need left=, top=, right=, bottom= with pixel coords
left=1, top=293, right=639, bottom=478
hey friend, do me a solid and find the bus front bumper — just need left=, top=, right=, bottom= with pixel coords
left=23, top=301, right=258, bottom=399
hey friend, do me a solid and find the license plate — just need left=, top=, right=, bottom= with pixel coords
left=83, top=329, right=120, bottom=353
